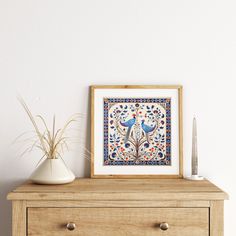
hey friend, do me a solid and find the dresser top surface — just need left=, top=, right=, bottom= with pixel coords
left=7, top=178, right=228, bottom=201
left=11, top=178, right=222, bottom=193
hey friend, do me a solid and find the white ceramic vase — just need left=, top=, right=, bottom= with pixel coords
left=30, top=158, right=75, bottom=184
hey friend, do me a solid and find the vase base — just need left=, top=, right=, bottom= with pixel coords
left=31, top=178, right=75, bottom=185
left=29, top=158, right=75, bottom=185
left=185, top=175, right=204, bottom=181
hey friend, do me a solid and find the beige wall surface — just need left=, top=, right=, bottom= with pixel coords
left=0, top=0, right=235, bottom=235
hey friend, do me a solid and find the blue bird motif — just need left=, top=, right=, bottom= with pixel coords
left=141, top=120, right=156, bottom=143
left=120, top=115, right=136, bottom=143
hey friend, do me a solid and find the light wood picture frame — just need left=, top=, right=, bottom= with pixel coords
left=91, top=85, right=183, bottom=178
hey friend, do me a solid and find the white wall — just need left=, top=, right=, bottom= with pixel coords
left=0, top=0, right=235, bottom=235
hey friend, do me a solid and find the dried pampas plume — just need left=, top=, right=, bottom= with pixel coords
left=15, top=97, right=90, bottom=165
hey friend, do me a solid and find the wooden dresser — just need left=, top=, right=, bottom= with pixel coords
left=7, top=178, right=228, bottom=236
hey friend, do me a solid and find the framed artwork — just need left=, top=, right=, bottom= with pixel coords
left=91, top=85, right=183, bottom=178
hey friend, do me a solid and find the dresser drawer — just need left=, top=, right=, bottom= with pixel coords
left=28, top=207, right=209, bottom=236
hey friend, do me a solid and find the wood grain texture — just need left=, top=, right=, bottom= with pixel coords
left=7, top=178, right=228, bottom=201
left=178, top=85, right=183, bottom=177
left=90, top=85, right=183, bottom=178
left=26, top=200, right=211, bottom=208
left=210, top=201, right=224, bottom=236
left=8, top=179, right=228, bottom=236
left=28, top=207, right=209, bottom=236
left=90, top=86, right=95, bottom=178
left=90, top=85, right=183, bottom=89
left=12, top=201, right=26, bottom=236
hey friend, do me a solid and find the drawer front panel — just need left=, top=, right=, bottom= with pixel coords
left=28, top=207, right=209, bottom=236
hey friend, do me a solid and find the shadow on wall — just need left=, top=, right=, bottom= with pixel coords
left=84, top=88, right=91, bottom=177
left=74, top=86, right=91, bottom=178
left=0, top=179, right=26, bottom=236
